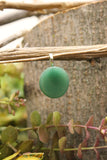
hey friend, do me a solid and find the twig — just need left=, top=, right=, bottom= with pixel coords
left=0, top=30, right=28, bottom=48
left=0, top=9, right=58, bottom=26
left=0, top=0, right=99, bottom=11
left=0, top=10, right=31, bottom=25
left=0, top=44, right=107, bottom=64
left=41, top=145, right=107, bottom=151
left=7, top=142, right=18, bottom=153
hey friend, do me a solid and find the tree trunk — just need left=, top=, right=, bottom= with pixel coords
left=23, top=1, right=107, bottom=159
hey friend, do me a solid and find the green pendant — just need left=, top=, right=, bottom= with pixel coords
left=39, top=66, right=69, bottom=98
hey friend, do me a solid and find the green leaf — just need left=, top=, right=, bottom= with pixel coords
left=58, top=136, right=67, bottom=153
left=46, top=112, right=53, bottom=125
left=77, top=144, right=82, bottom=159
left=53, top=127, right=64, bottom=139
left=1, top=126, right=18, bottom=144
left=28, top=130, right=42, bottom=151
left=38, top=125, right=49, bottom=144
left=53, top=111, right=61, bottom=126
left=104, top=136, right=107, bottom=143
left=68, top=119, right=74, bottom=134
left=30, top=111, right=41, bottom=127
left=85, top=115, right=94, bottom=126
left=52, top=132, right=59, bottom=148
left=0, top=145, right=13, bottom=159
left=74, top=121, right=82, bottom=134
left=3, top=150, right=20, bottom=160
left=49, top=150, right=57, bottom=160
left=18, top=140, right=34, bottom=153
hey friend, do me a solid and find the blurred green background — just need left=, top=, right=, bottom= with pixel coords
left=0, top=63, right=27, bottom=127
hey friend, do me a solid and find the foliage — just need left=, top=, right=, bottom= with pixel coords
left=0, top=63, right=107, bottom=159
left=0, top=63, right=26, bottom=126
left=0, top=63, right=24, bottom=98
left=3, top=151, right=44, bottom=160
left=0, top=110, right=107, bottom=160
left=0, top=107, right=26, bottom=126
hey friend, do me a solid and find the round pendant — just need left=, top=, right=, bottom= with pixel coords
left=39, top=66, right=69, bottom=98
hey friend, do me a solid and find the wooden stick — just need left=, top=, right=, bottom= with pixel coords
left=0, top=9, right=58, bottom=26
left=0, top=44, right=107, bottom=64
left=0, top=0, right=99, bottom=11
left=0, top=10, right=32, bottom=25
left=0, top=30, right=28, bottom=48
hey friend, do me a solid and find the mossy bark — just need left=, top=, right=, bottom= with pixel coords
left=23, top=1, right=107, bottom=159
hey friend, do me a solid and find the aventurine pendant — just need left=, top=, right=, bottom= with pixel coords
left=39, top=66, right=69, bottom=98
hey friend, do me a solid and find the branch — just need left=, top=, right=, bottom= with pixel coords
left=0, top=44, right=107, bottom=64
left=7, top=143, right=18, bottom=153
left=0, top=10, right=33, bottom=25
left=0, top=0, right=99, bottom=11
left=0, top=30, right=28, bottom=48
left=0, top=9, right=58, bottom=26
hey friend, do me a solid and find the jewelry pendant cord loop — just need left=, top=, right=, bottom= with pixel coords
left=49, top=53, right=54, bottom=66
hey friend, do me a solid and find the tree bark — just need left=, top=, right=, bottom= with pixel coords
left=23, top=1, right=107, bottom=160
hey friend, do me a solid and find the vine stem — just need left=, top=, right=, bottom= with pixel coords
left=73, top=124, right=99, bottom=131
left=18, top=124, right=67, bottom=131
left=18, top=124, right=99, bottom=132
left=7, top=142, right=17, bottom=153
left=40, top=145, right=107, bottom=152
